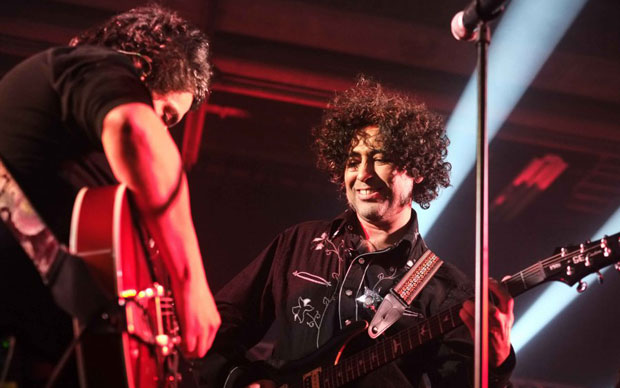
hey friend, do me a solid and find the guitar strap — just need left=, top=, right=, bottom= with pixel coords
left=0, top=157, right=108, bottom=322
left=368, top=249, right=443, bottom=338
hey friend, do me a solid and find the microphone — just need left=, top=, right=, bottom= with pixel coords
left=451, top=0, right=509, bottom=41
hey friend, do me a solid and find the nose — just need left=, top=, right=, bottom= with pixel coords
left=357, top=158, right=374, bottom=182
left=152, top=99, right=164, bottom=118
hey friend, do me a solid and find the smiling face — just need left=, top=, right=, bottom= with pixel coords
left=151, top=90, right=194, bottom=127
left=344, top=126, right=420, bottom=229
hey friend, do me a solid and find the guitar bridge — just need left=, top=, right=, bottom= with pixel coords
left=120, top=282, right=181, bottom=356
left=302, top=367, right=322, bottom=388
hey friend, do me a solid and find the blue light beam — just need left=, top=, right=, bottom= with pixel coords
left=416, top=0, right=589, bottom=236
left=512, top=206, right=620, bottom=352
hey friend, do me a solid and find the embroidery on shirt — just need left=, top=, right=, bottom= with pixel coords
left=311, top=232, right=346, bottom=283
left=291, top=297, right=321, bottom=328
left=292, top=271, right=331, bottom=287
left=289, top=231, right=347, bottom=347
left=372, top=266, right=398, bottom=290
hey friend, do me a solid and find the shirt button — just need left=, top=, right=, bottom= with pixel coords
left=389, top=266, right=395, bottom=272
left=358, top=258, right=365, bottom=265
left=345, top=289, right=353, bottom=297
left=345, top=319, right=352, bottom=326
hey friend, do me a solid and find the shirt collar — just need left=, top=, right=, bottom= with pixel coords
left=330, top=208, right=421, bottom=249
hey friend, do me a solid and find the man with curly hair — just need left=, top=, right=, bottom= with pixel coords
left=0, top=5, right=219, bottom=386
left=200, top=78, right=515, bottom=387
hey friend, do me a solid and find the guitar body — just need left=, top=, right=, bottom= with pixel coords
left=231, top=321, right=369, bottom=388
left=69, top=185, right=180, bottom=388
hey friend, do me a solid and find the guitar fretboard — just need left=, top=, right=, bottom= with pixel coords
left=315, top=302, right=462, bottom=388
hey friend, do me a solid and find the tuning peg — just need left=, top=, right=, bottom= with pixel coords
left=596, top=271, right=604, bottom=284
left=566, top=265, right=574, bottom=276
left=585, top=254, right=591, bottom=267
left=577, top=280, right=588, bottom=293
left=615, top=262, right=620, bottom=272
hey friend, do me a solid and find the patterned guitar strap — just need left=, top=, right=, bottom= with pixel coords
left=368, top=249, right=443, bottom=338
left=0, top=158, right=108, bottom=321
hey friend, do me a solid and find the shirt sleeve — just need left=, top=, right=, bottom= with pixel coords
left=48, top=46, right=153, bottom=148
left=422, top=267, right=516, bottom=388
left=195, top=233, right=284, bottom=387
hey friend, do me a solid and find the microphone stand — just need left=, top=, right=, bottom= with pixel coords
left=474, top=21, right=491, bottom=388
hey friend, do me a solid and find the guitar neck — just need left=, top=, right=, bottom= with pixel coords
left=319, top=302, right=464, bottom=387
left=319, top=253, right=572, bottom=387
left=298, top=234, right=620, bottom=388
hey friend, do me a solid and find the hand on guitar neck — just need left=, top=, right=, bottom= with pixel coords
left=458, top=278, right=515, bottom=367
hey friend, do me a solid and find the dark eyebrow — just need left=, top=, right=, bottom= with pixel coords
left=347, top=149, right=385, bottom=158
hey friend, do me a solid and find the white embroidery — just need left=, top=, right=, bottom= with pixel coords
left=289, top=231, right=346, bottom=348
left=292, top=271, right=331, bottom=287
left=291, top=297, right=321, bottom=328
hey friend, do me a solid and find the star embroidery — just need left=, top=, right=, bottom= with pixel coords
left=292, top=297, right=314, bottom=323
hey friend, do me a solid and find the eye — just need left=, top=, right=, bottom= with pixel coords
left=346, top=157, right=360, bottom=168
left=373, top=154, right=389, bottom=164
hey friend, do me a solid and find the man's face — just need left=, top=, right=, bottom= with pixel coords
left=151, top=91, right=194, bottom=127
left=344, top=126, right=418, bottom=227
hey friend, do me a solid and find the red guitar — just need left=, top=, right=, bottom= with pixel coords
left=70, top=184, right=182, bottom=388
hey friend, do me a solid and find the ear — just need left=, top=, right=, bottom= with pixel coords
left=414, top=176, right=424, bottom=184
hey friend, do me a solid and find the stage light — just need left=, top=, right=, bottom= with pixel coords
left=512, top=206, right=620, bottom=352
left=415, top=0, right=589, bottom=235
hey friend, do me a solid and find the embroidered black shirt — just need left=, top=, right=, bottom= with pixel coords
left=200, top=209, right=515, bottom=387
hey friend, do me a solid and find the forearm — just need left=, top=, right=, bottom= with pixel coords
left=101, top=102, right=203, bottom=284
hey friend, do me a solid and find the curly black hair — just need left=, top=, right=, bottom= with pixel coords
left=70, top=4, right=211, bottom=108
left=313, top=77, right=451, bottom=209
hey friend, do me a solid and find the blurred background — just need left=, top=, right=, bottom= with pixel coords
left=1, top=0, right=619, bottom=387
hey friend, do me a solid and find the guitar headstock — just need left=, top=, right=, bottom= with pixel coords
left=542, top=232, right=620, bottom=290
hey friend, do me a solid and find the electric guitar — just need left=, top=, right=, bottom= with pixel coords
left=70, top=185, right=182, bottom=388
left=227, top=232, right=620, bottom=388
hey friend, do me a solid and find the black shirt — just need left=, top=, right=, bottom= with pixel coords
left=0, top=45, right=152, bottom=386
left=0, top=45, right=152, bottom=242
left=200, top=210, right=515, bottom=387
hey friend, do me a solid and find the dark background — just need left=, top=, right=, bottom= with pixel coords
left=1, top=1, right=619, bottom=387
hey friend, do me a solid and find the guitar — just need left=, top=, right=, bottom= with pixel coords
left=70, top=185, right=182, bottom=388
left=228, top=233, right=620, bottom=388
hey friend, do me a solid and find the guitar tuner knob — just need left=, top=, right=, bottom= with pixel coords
left=615, top=262, right=620, bottom=272
left=585, top=255, right=591, bottom=267
left=561, top=248, right=567, bottom=257
left=566, top=266, right=574, bottom=276
left=579, top=244, right=585, bottom=253
left=597, top=271, right=604, bottom=284
left=577, top=280, right=587, bottom=293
